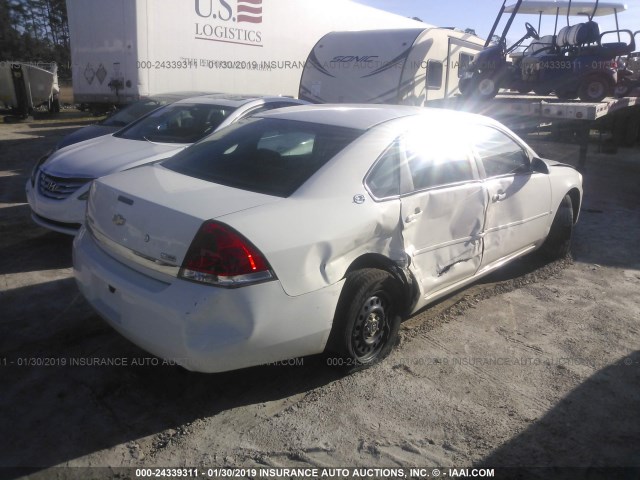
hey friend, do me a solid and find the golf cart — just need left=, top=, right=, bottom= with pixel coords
left=460, top=0, right=636, bottom=101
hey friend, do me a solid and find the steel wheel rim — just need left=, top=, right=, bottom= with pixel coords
left=478, top=78, right=496, bottom=96
left=588, top=81, right=605, bottom=99
left=351, top=294, right=389, bottom=362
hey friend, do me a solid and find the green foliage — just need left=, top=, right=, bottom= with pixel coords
left=1, top=0, right=70, bottom=80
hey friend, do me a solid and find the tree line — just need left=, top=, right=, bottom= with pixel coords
left=0, top=0, right=71, bottom=79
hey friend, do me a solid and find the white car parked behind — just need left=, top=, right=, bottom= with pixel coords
left=26, top=94, right=306, bottom=235
left=73, top=105, right=583, bottom=373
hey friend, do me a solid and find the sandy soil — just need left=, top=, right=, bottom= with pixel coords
left=0, top=113, right=638, bottom=480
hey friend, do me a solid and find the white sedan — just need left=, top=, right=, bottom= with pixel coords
left=26, top=94, right=306, bottom=235
left=73, top=105, right=582, bottom=373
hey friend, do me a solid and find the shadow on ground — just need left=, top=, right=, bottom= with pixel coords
left=477, top=351, right=640, bottom=479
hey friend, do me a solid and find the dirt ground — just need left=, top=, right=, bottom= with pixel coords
left=0, top=112, right=639, bottom=480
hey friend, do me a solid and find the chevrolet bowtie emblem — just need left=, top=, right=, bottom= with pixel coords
left=112, top=214, right=126, bottom=226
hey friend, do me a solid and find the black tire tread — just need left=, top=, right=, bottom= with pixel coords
left=540, top=194, right=574, bottom=260
left=325, top=268, right=402, bottom=373
left=578, top=76, right=609, bottom=102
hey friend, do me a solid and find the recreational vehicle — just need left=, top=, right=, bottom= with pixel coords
left=298, top=28, right=485, bottom=105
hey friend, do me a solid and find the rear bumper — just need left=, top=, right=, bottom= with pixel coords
left=73, top=227, right=343, bottom=373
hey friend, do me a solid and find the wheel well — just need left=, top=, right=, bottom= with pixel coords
left=567, top=188, right=581, bottom=224
left=345, top=253, right=417, bottom=316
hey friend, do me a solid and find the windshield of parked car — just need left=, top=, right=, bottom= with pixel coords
left=101, top=99, right=164, bottom=127
left=162, top=118, right=364, bottom=197
left=114, top=103, right=236, bottom=143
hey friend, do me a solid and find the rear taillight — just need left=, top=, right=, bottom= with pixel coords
left=179, top=220, right=274, bottom=287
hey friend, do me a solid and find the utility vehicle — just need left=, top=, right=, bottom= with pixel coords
left=460, top=0, right=635, bottom=101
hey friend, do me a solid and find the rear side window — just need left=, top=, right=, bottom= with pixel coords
left=163, top=118, right=363, bottom=197
left=366, top=141, right=401, bottom=199
left=472, top=126, right=530, bottom=177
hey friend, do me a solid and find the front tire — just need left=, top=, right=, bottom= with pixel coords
left=475, top=74, right=500, bottom=100
left=461, top=73, right=500, bottom=100
left=539, top=194, right=574, bottom=260
left=326, top=269, right=402, bottom=372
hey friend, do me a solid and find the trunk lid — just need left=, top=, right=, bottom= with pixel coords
left=87, top=165, right=281, bottom=277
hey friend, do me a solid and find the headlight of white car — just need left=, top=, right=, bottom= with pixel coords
left=30, top=149, right=55, bottom=187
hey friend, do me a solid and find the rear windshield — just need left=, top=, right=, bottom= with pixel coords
left=115, top=103, right=236, bottom=143
left=162, top=118, right=364, bottom=197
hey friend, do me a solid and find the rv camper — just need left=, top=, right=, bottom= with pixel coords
left=298, top=28, right=485, bottom=105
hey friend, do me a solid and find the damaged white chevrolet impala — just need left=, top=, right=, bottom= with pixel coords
left=73, top=105, right=583, bottom=373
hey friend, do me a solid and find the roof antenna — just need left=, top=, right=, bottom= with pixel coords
left=567, top=0, right=572, bottom=26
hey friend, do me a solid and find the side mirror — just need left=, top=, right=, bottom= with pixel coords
left=531, top=157, right=549, bottom=174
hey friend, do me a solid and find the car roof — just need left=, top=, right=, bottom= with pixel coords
left=172, top=93, right=300, bottom=108
left=253, top=104, right=493, bottom=130
left=147, top=91, right=219, bottom=102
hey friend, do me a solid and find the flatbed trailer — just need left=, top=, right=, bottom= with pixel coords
left=447, top=94, right=640, bottom=168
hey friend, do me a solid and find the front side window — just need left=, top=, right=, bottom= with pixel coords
left=115, top=103, right=237, bottom=143
left=472, top=126, right=530, bottom=177
left=163, top=118, right=363, bottom=197
left=402, top=128, right=475, bottom=193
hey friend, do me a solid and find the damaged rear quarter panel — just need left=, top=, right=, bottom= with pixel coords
left=218, top=125, right=411, bottom=298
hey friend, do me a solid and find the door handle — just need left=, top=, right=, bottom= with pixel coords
left=492, top=191, right=506, bottom=202
left=405, top=208, right=422, bottom=223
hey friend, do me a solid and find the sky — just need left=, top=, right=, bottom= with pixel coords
left=354, top=0, right=640, bottom=42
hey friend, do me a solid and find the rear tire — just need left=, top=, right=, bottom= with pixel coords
left=539, top=194, right=574, bottom=260
left=615, top=84, right=632, bottom=98
left=325, top=269, right=402, bottom=373
left=578, top=76, right=610, bottom=102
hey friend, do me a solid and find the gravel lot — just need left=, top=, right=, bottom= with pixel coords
left=1, top=112, right=639, bottom=480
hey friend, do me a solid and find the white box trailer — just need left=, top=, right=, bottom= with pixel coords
left=66, top=0, right=424, bottom=107
left=298, top=28, right=485, bottom=105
